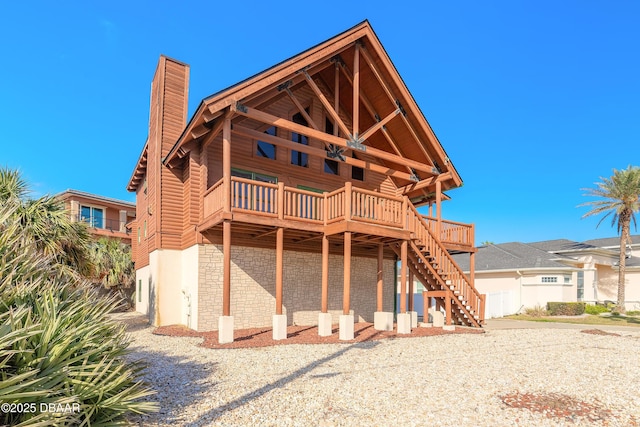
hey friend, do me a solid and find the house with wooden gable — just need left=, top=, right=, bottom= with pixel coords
left=127, top=21, right=483, bottom=343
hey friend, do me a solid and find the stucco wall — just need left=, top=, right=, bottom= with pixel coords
left=135, top=265, right=150, bottom=317
left=198, top=244, right=395, bottom=331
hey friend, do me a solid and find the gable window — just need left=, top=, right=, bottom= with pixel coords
left=291, top=112, right=309, bottom=167
left=324, top=118, right=339, bottom=175
left=256, top=126, right=277, bottom=160
left=541, top=276, right=557, bottom=283
left=351, top=153, right=364, bottom=181
left=80, top=205, right=104, bottom=228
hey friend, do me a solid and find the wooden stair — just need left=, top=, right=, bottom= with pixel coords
left=394, top=201, right=484, bottom=327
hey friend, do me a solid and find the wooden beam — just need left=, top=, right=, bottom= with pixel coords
left=333, top=63, right=340, bottom=136
left=275, top=227, right=284, bottom=315
left=284, top=87, right=320, bottom=131
left=322, top=234, right=329, bottom=313
left=223, top=220, right=231, bottom=316
left=359, top=108, right=400, bottom=142
left=377, top=243, right=383, bottom=312
left=360, top=46, right=435, bottom=165
left=232, top=125, right=416, bottom=181
left=353, top=42, right=360, bottom=138
left=302, top=70, right=352, bottom=138
left=408, top=268, right=414, bottom=312
left=231, top=105, right=437, bottom=176
left=398, top=172, right=452, bottom=195
left=400, top=240, right=407, bottom=314
left=223, top=118, right=231, bottom=213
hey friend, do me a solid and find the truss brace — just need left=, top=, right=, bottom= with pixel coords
left=347, top=136, right=366, bottom=152
left=235, top=102, right=248, bottom=114
left=432, top=161, right=441, bottom=174
left=326, top=144, right=346, bottom=162
left=330, top=55, right=345, bottom=66
left=277, top=80, right=293, bottom=91
left=410, top=168, right=420, bottom=182
left=395, top=100, right=407, bottom=117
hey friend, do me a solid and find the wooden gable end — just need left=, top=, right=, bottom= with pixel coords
left=165, top=21, right=462, bottom=206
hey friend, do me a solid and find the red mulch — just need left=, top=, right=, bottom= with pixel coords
left=501, top=392, right=618, bottom=423
left=153, top=322, right=484, bottom=349
left=581, top=329, right=621, bottom=337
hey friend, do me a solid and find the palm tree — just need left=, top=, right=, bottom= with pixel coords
left=581, top=165, right=640, bottom=313
left=90, top=237, right=135, bottom=307
left=0, top=167, right=93, bottom=278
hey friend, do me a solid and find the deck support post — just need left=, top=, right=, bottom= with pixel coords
left=273, top=227, right=286, bottom=340
left=339, top=231, right=354, bottom=340
left=219, top=219, right=234, bottom=344
left=444, top=290, right=454, bottom=330
left=318, top=233, right=332, bottom=336
left=408, top=269, right=417, bottom=328
left=374, top=243, right=393, bottom=331
left=397, top=240, right=411, bottom=334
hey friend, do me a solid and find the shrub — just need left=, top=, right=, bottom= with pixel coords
left=524, top=305, right=548, bottom=317
left=585, top=304, right=610, bottom=315
left=626, top=310, right=640, bottom=316
left=0, top=204, right=158, bottom=426
left=546, top=302, right=586, bottom=316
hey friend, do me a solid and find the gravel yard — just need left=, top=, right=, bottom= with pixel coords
left=120, top=313, right=640, bottom=426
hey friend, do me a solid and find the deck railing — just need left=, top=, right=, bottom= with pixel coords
left=407, top=203, right=483, bottom=323
left=422, top=216, right=474, bottom=249
left=202, top=178, right=473, bottom=248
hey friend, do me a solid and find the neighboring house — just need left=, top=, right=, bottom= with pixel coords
left=126, top=21, right=482, bottom=342
left=451, top=236, right=640, bottom=317
left=57, top=189, right=136, bottom=244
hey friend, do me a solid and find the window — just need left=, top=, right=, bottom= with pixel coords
left=541, top=276, right=558, bottom=283
left=231, top=169, right=277, bottom=184
left=351, top=153, right=364, bottom=181
left=291, top=112, right=309, bottom=167
left=144, top=220, right=147, bottom=238
left=563, top=275, right=571, bottom=284
left=577, top=272, right=584, bottom=301
left=324, top=118, right=339, bottom=175
left=138, top=279, right=142, bottom=302
left=137, top=227, right=141, bottom=243
left=80, top=205, right=104, bottom=228
left=256, top=126, right=277, bottom=160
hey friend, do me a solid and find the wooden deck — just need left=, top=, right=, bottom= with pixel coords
left=201, top=177, right=474, bottom=253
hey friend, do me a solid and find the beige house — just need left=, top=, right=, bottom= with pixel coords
left=451, top=237, right=640, bottom=317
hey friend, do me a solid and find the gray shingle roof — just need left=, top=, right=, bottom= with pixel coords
left=454, top=235, right=640, bottom=272
left=453, top=242, right=571, bottom=271
left=583, top=235, right=640, bottom=248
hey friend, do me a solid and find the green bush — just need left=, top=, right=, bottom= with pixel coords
left=626, top=310, right=640, bottom=316
left=585, top=304, right=610, bottom=315
left=546, top=302, right=586, bottom=316
left=0, top=204, right=158, bottom=426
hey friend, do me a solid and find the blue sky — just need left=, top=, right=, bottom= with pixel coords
left=1, top=1, right=638, bottom=244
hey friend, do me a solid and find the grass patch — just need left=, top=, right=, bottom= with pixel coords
left=506, top=313, right=640, bottom=327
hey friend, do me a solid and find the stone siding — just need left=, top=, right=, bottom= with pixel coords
left=197, top=244, right=395, bottom=331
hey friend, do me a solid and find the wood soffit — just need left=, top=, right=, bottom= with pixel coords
left=155, top=21, right=463, bottom=195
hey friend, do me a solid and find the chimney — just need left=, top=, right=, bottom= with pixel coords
left=146, top=56, right=190, bottom=250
